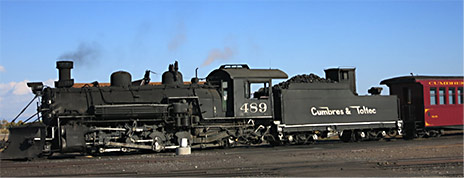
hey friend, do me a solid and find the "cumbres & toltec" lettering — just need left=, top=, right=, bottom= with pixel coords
left=310, top=106, right=376, bottom=116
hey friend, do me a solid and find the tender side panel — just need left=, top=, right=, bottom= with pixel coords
left=279, top=87, right=399, bottom=132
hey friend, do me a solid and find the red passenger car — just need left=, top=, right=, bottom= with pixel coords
left=381, top=76, right=463, bottom=138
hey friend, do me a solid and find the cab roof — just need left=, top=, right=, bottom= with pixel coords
left=207, top=64, right=288, bottom=80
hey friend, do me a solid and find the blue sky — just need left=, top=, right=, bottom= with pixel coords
left=0, top=0, right=463, bottom=121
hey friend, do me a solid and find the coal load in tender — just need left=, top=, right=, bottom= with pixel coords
left=275, top=73, right=334, bottom=89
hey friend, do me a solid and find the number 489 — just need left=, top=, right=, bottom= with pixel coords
left=240, top=102, right=267, bottom=113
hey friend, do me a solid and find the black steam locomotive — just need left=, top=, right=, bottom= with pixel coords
left=1, top=61, right=402, bottom=159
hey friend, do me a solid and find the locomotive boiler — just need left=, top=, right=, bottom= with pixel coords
left=1, top=61, right=402, bottom=159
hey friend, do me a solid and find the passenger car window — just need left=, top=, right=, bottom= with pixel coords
left=430, top=88, right=437, bottom=105
left=439, top=87, right=446, bottom=104
left=449, top=87, right=456, bottom=104
left=458, top=87, right=463, bottom=104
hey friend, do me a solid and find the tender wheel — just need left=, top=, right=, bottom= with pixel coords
left=387, top=129, right=398, bottom=138
left=368, top=131, right=380, bottom=141
left=356, top=131, right=367, bottom=141
left=339, top=130, right=353, bottom=142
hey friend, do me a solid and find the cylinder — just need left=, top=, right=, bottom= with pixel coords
left=110, top=71, right=132, bottom=87
left=172, top=103, right=188, bottom=114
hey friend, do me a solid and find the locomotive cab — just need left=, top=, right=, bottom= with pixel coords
left=206, top=64, right=288, bottom=118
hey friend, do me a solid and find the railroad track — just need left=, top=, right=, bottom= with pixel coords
left=1, top=134, right=462, bottom=177
left=376, top=156, right=463, bottom=167
left=375, top=156, right=463, bottom=177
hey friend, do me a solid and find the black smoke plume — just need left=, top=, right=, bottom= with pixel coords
left=58, top=42, right=101, bottom=66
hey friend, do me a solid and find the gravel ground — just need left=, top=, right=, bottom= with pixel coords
left=1, top=133, right=462, bottom=177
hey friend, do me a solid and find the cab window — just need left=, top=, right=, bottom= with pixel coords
left=246, top=82, right=269, bottom=99
left=222, top=81, right=228, bottom=111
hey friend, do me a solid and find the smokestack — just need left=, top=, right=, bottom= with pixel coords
left=55, top=61, right=74, bottom=88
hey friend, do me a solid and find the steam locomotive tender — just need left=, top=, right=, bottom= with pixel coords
left=1, top=61, right=402, bottom=159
